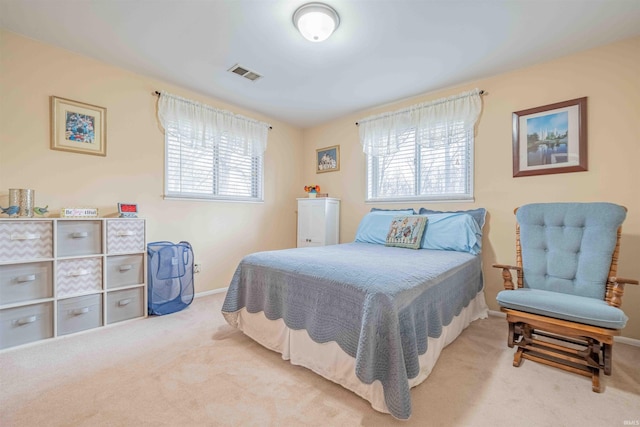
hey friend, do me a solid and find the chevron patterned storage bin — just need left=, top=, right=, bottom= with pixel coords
left=56, top=257, right=102, bottom=298
left=0, top=221, right=53, bottom=261
left=107, top=220, right=145, bottom=254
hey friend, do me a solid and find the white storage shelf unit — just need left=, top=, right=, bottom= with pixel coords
left=0, top=218, right=147, bottom=350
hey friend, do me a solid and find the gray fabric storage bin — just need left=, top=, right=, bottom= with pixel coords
left=57, top=294, right=102, bottom=336
left=107, top=287, right=143, bottom=324
left=57, top=220, right=102, bottom=257
left=0, top=302, right=53, bottom=349
left=106, top=255, right=144, bottom=289
left=0, top=261, right=53, bottom=305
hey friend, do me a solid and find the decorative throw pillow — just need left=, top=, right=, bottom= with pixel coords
left=385, top=215, right=428, bottom=250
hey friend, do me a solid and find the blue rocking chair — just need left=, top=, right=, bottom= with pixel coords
left=494, top=203, right=638, bottom=392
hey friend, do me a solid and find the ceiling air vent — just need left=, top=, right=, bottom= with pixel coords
left=228, top=64, right=262, bottom=82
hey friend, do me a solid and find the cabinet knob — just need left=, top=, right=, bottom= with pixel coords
left=71, top=232, right=89, bottom=239
left=72, top=307, right=90, bottom=316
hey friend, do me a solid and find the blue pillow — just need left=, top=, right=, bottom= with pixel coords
left=418, top=207, right=486, bottom=230
left=420, top=213, right=482, bottom=254
left=355, top=212, right=406, bottom=244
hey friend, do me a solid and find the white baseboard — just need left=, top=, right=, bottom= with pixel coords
left=487, top=310, right=640, bottom=347
left=195, top=287, right=228, bottom=298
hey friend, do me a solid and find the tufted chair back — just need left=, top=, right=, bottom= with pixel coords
left=516, top=202, right=626, bottom=300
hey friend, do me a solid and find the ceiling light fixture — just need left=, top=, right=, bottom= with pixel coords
left=293, top=2, right=340, bottom=42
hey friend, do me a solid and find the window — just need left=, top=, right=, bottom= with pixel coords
left=359, top=89, right=482, bottom=203
left=165, top=124, right=263, bottom=201
left=157, top=91, right=268, bottom=202
left=367, top=122, right=473, bottom=202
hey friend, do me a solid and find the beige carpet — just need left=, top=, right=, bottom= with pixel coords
left=1, top=293, right=638, bottom=427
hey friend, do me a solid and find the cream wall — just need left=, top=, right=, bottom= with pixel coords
left=301, top=36, right=640, bottom=340
left=0, top=30, right=304, bottom=294
left=2, top=30, right=638, bottom=339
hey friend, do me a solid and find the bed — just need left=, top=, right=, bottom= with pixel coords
left=221, top=209, right=488, bottom=419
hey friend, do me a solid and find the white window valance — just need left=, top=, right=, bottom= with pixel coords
left=157, top=91, right=270, bottom=156
left=357, top=88, right=483, bottom=157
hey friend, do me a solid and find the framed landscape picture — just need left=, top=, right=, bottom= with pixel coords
left=51, top=96, right=107, bottom=156
left=316, top=145, right=340, bottom=173
left=512, top=97, right=587, bottom=177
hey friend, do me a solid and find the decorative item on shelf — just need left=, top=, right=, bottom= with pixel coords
left=304, top=185, right=320, bottom=198
left=9, top=188, right=35, bottom=217
left=8, top=189, right=20, bottom=212
left=117, top=203, right=138, bottom=218
left=315, top=193, right=329, bottom=198
left=0, top=205, right=19, bottom=217
left=33, top=206, right=49, bottom=216
left=61, top=208, right=99, bottom=218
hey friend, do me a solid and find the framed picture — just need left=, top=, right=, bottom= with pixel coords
left=512, top=97, right=587, bottom=177
left=50, top=96, right=107, bottom=156
left=316, top=145, right=340, bottom=173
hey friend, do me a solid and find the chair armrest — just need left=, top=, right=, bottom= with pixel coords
left=492, top=263, right=522, bottom=290
left=608, top=277, right=639, bottom=285
left=492, top=263, right=521, bottom=271
left=605, top=277, right=639, bottom=308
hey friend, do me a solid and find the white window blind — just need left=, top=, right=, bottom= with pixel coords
left=359, top=89, right=482, bottom=202
left=165, top=126, right=263, bottom=200
left=158, top=91, right=268, bottom=202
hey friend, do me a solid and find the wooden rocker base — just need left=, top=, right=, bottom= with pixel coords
left=502, top=308, right=621, bottom=393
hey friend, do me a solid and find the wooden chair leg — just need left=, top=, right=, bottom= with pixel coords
left=603, top=343, right=613, bottom=376
left=508, top=322, right=515, bottom=348
left=592, top=369, right=601, bottom=393
left=513, top=347, right=524, bottom=367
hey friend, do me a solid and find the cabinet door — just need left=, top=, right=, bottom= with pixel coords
left=297, top=201, right=326, bottom=247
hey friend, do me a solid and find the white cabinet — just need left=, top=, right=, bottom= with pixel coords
left=0, top=217, right=146, bottom=350
left=297, top=198, right=340, bottom=248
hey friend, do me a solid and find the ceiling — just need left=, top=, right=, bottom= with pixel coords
left=1, top=0, right=639, bottom=129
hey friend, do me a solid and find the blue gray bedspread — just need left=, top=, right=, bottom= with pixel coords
left=221, top=242, right=483, bottom=419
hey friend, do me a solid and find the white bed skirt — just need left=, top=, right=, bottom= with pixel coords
left=225, top=291, right=488, bottom=415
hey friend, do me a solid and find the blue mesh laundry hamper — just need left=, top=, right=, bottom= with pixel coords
left=147, top=241, right=194, bottom=315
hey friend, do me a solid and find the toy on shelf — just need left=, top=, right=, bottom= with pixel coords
left=0, top=206, right=19, bottom=217
left=33, top=206, right=49, bottom=216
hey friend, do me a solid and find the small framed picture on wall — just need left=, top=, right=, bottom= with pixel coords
left=316, top=145, right=340, bottom=173
left=50, top=96, right=107, bottom=156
